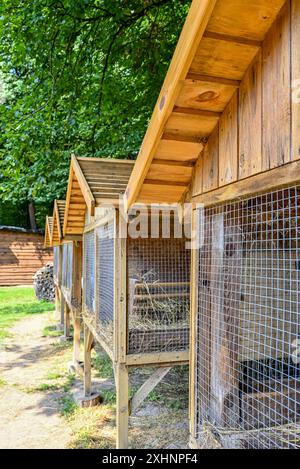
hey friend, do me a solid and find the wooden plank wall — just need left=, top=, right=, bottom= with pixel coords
left=192, top=0, right=300, bottom=198
left=0, top=230, right=53, bottom=286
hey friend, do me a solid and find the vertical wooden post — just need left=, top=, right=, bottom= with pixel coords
left=189, top=207, right=199, bottom=442
left=84, top=324, right=93, bottom=397
left=115, top=363, right=129, bottom=449
left=73, top=315, right=81, bottom=365
left=115, top=209, right=127, bottom=363
left=54, top=285, right=60, bottom=320
left=64, top=302, right=71, bottom=338
left=60, top=294, right=65, bottom=328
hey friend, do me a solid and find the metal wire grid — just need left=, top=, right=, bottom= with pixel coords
left=66, top=242, right=73, bottom=291
left=53, top=246, right=60, bottom=282
left=83, top=231, right=95, bottom=314
left=195, top=186, right=300, bottom=449
left=61, top=243, right=68, bottom=287
left=96, top=221, right=115, bottom=348
left=127, top=228, right=190, bottom=354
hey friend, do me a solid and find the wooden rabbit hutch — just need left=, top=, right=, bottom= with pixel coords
left=63, top=155, right=190, bottom=448
left=50, top=199, right=82, bottom=371
left=124, top=0, right=300, bottom=450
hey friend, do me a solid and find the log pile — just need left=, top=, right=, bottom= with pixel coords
left=33, top=263, right=55, bottom=302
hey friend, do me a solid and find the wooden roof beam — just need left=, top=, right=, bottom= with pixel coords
left=124, top=0, right=218, bottom=210
left=173, top=106, right=221, bottom=118
left=185, top=72, right=240, bottom=87
left=203, top=30, right=262, bottom=48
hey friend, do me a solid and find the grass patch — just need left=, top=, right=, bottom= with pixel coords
left=42, top=324, right=61, bottom=338
left=0, top=286, right=54, bottom=339
left=92, top=352, right=114, bottom=379
left=59, top=395, right=78, bottom=417
left=67, top=405, right=115, bottom=449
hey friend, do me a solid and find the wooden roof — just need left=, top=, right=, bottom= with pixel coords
left=51, top=200, right=66, bottom=246
left=124, top=0, right=286, bottom=207
left=64, top=155, right=134, bottom=236
left=44, top=216, right=53, bottom=248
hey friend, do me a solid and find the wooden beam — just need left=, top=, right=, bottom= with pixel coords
left=126, top=350, right=189, bottom=366
left=144, top=179, right=188, bottom=187
left=162, top=132, right=204, bottom=144
left=203, top=30, right=262, bottom=47
left=84, top=324, right=94, bottom=397
left=186, top=72, right=240, bottom=87
left=173, top=106, right=221, bottom=118
left=129, top=367, right=171, bottom=415
left=115, top=363, right=129, bottom=449
left=71, top=155, right=95, bottom=213
left=192, top=159, right=300, bottom=206
left=189, top=208, right=200, bottom=440
left=124, top=0, right=217, bottom=210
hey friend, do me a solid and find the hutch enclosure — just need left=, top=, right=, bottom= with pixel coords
left=63, top=155, right=190, bottom=448
left=50, top=199, right=82, bottom=372
left=124, top=0, right=300, bottom=450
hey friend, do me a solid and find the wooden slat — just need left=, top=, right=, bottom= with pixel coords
left=124, top=0, right=218, bottom=209
left=292, top=0, right=300, bottom=161
left=192, top=159, right=300, bottom=207
left=262, top=2, right=291, bottom=169
left=191, top=154, right=203, bottom=197
left=165, top=111, right=219, bottom=141
left=137, top=183, right=188, bottom=204
left=219, top=91, right=238, bottom=186
left=146, top=161, right=193, bottom=184
left=190, top=37, right=260, bottom=81
left=206, top=0, right=286, bottom=41
left=177, top=78, right=237, bottom=113
left=239, top=51, right=262, bottom=178
left=202, top=123, right=219, bottom=193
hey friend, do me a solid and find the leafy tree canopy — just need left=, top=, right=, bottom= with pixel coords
left=0, top=0, right=190, bottom=227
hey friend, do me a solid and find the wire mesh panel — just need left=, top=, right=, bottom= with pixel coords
left=195, top=186, right=300, bottom=449
left=83, top=231, right=95, bottom=314
left=53, top=246, right=60, bottom=284
left=61, top=243, right=68, bottom=288
left=66, top=242, right=73, bottom=291
left=127, top=219, right=190, bottom=354
left=96, top=220, right=114, bottom=349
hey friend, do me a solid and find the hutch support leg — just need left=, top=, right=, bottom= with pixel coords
left=80, top=324, right=102, bottom=407
left=64, top=303, right=71, bottom=339
left=115, top=363, right=129, bottom=449
left=54, top=286, right=60, bottom=320
left=73, top=313, right=81, bottom=365
left=68, top=312, right=83, bottom=375
left=60, top=294, right=65, bottom=329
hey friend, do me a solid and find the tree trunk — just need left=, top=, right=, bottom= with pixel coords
left=28, top=201, right=37, bottom=231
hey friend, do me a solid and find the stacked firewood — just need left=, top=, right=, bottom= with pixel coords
left=33, top=263, right=55, bottom=302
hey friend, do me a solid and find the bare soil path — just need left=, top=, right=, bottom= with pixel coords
left=0, top=313, right=189, bottom=449
left=0, top=314, right=72, bottom=449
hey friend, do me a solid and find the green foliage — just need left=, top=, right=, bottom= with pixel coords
left=59, top=395, right=78, bottom=416
left=0, top=1, right=190, bottom=226
left=0, top=200, right=29, bottom=227
left=92, top=352, right=114, bottom=379
left=0, top=286, right=54, bottom=339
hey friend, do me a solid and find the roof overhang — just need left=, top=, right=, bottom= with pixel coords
left=44, top=216, right=53, bottom=248
left=124, top=0, right=286, bottom=209
left=63, top=155, right=134, bottom=236
left=51, top=200, right=66, bottom=246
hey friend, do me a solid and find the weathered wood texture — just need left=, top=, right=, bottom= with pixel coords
left=124, top=0, right=289, bottom=207
left=192, top=1, right=299, bottom=200
left=0, top=229, right=52, bottom=286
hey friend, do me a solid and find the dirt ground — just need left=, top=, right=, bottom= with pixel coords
left=0, top=313, right=189, bottom=449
